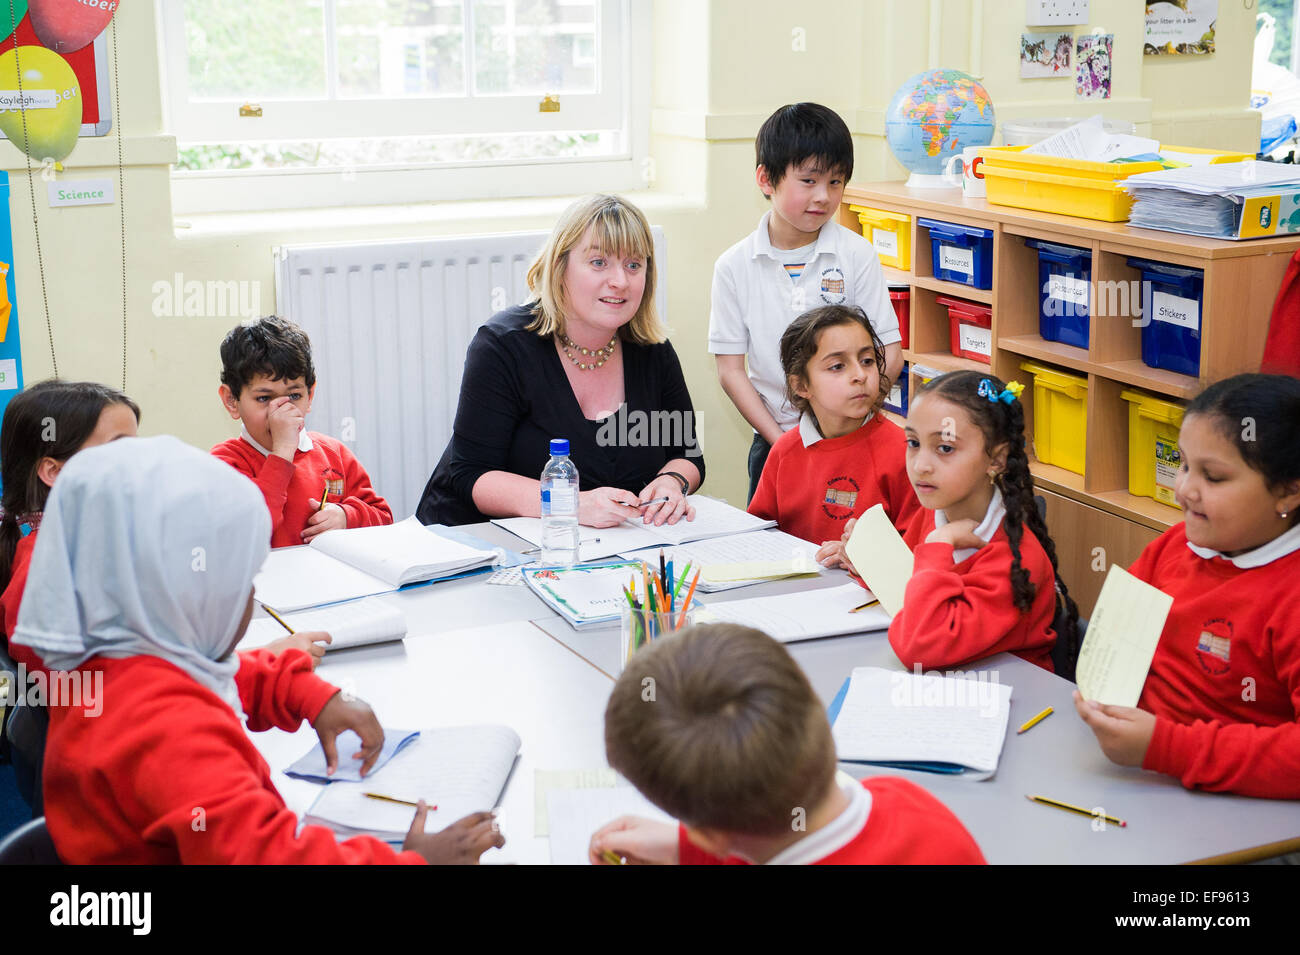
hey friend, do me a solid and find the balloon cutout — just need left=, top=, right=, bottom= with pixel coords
left=0, top=46, right=82, bottom=163
left=0, top=3, right=30, bottom=44
left=30, top=0, right=117, bottom=55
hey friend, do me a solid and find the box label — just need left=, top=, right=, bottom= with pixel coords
left=958, top=323, right=992, bottom=357
left=47, top=179, right=115, bottom=208
left=939, top=245, right=974, bottom=276
left=1155, top=438, right=1180, bottom=505
left=871, top=227, right=899, bottom=258
left=1152, top=290, right=1199, bottom=331
left=0, top=359, right=16, bottom=391
left=887, top=382, right=902, bottom=408
left=1048, top=274, right=1089, bottom=308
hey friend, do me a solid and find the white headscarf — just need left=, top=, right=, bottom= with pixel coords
left=11, top=435, right=271, bottom=717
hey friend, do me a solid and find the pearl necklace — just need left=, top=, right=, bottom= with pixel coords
left=560, top=333, right=618, bottom=370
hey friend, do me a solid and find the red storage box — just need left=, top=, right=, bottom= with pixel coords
left=888, top=285, right=910, bottom=350
left=937, top=294, right=993, bottom=365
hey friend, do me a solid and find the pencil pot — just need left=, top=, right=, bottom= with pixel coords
left=620, top=608, right=696, bottom=673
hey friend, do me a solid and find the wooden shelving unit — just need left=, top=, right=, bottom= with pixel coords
left=844, top=182, right=1300, bottom=613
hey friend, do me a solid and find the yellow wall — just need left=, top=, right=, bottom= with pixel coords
left=4, top=0, right=1259, bottom=510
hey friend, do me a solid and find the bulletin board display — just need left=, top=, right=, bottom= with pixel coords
left=0, top=18, right=110, bottom=136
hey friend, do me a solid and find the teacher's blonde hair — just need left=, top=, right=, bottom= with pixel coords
left=525, top=194, right=665, bottom=345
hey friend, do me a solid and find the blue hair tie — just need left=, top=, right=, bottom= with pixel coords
left=978, top=378, right=1023, bottom=405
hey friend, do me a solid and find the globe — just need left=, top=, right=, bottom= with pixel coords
left=885, top=69, right=995, bottom=188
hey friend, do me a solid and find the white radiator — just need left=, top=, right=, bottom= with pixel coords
left=273, top=228, right=666, bottom=520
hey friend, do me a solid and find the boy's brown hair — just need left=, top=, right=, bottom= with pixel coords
left=604, top=623, right=837, bottom=835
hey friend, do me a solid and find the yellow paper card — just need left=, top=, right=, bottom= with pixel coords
left=699, top=557, right=819, bottom=584
left=843, top=503, right=913, bottom=617
left=1075, top=564, right=1174, bottom=707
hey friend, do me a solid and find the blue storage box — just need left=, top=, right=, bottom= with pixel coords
left=885, top=362, right=909, bottom=416
left=918, top=217, right=994, bottom=289
left=1026, top=239, right=1091, bottom=349
left=1127, top=258, right=1204, bottom=377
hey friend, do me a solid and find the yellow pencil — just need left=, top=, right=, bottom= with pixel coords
left=318, top=482, right=330, bottom=512
left=600, top=849, right=627, bottom=865
left=261, top=604, right=295, bottom=635
left=1017, top=706, right=1054, bottom=734
left=1027, top=794, right=1127, bottom=828
left=364, top=792, right=437, bottom=811
left=850, top=599, right=880, bottom=614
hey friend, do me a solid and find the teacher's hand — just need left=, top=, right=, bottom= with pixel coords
left=637, top=474, right=694, bottom=527
left=579, top=487, right=642, bottom=528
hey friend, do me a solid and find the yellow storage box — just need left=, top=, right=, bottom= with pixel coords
left=849, top=205, right=911, bottom=270
left=981, top=145, right=1251, bottom=222
left=1018, top=360, right=1088, bottom=475
left=1121, top=389, right=1185, bottom=506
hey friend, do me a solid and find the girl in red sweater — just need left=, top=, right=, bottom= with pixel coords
left=747, top=305, right=919, bottom=563
left=883, top=371, right=1079, bottom=673
left=12, top=435, right=504, bottom=863
left=1075, top=374, right=1300, bottom=799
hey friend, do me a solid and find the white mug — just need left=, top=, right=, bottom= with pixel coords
left=943, top=146, right=986, bottom=199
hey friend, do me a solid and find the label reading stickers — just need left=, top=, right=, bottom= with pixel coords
left=1151, top=290, right=1199, bottom=331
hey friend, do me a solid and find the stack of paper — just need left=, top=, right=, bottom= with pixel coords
left=698, top=582, right=889, bottom=643
left=1023, top=114, right=1160, bottom=163
left=1121, top=161, right=1300, bottom=238
left=830, top=667, right=1013, bottom=778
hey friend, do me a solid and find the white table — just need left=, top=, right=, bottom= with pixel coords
left=248, top=521, right=1300, bottom=865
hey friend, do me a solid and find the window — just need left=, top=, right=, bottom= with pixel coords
left=161, top=0, right=649, bottom=212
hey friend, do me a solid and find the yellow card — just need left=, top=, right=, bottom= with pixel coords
left=843, top=503, right=913, bottom=617
left=699, top=557, right=819, bottom=584
left=1075, top=565, right=1174, bottom=707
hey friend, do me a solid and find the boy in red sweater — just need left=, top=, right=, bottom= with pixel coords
left=588, top=623, right=985, bottom=865
left=1075, top=374, right=1300, bottom=799
left=212, top=315, right=392, bottom=547
left=14, top=435, right=503, bottom=863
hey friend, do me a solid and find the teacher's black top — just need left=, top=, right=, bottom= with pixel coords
left=417, top=304, right=706, bottom=526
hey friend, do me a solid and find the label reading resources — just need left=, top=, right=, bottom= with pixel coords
left=1048, top=274, right=1089, bottom=309
left=48, top=179, right=115, bottom=208
left=939, top=245, right=974, bottom=276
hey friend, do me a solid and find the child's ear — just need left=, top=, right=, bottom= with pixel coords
left=1275, top=479, right=1300, bottom=519
left=305, top=382, right=317, bottom=413
left=790, top=373, right=810, bottom=401
left=755, top=164, right=774, bottom=198
left=217, top=384, right=241, bottom=420
left=991, top=441, right=1010, bottom=475
left=36, top=456, right=61, bottom=489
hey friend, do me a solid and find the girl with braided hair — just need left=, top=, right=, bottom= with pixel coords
left=884, top=370, right=1079, bottom=674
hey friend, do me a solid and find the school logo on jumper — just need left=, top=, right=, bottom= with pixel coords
left=821, top=476, right=859, bottom=521
left=819, top=266, right=846, bottom=304
left=321, top=467, right=344, bottom=501
left=1195, top=618, right=1232, bottom=676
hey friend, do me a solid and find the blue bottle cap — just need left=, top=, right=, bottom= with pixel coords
left=549, top=438, right=570, bottom=456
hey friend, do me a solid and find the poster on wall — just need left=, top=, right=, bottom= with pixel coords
left=0, top=172, right=24, bottom=427
left=1145, top=0, right=1217, bottom=56
left=1076, top=33, right=1113, bottom=100
left=1020, top=31, right=1073, bottom=79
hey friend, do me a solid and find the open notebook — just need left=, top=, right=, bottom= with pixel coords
left=698, top=582, right=890, bottom=642
left=829, top=667, right=1013, bottom=778
left=492, top=495, right=776, bottom=563
left=303, top=724, right=521, bottom=842
left=619, top=529, right=823, bottom=593
left=239, top=595, right=408, bottom=653
left=546, top=785, right=674, bottom=865
left=253, top=517, right=497, bottom=612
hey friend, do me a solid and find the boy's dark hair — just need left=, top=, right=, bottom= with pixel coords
left=0, top=379, right=141, bottom=590
left=1186, top=373, right=1300, bottom=527
left=219, top=315, right=316, bottom=397
left=755, top=102, right=854, bottom=192
left=604, top=623, right=837, bottom=835
left=780, top=305, right=889, bottom=418
left=914, top=370, right=1081, bottom=677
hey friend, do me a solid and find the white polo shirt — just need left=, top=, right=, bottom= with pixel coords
left=708, top=211, right=901, bottom=431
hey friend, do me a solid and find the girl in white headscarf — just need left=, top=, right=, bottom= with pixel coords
left=13, top=435, right=503, bottom=864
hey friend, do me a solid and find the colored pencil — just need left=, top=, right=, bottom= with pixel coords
left=1017, top=706, right=1054, bottom=734
left=850, top=599, right=880, bottom=614
left=601, top=849, right=627, bottom=865
left=672, top=562, right=692, bottom=600
left=364, top=792, right=437, bottom=811
left=677, top=569, right=701, bottom=628
left=261, top=604, right=295, bottom=635
left=318, top=482, right=329, bottom=513
left=1027, top=794, right=1126, bottom=827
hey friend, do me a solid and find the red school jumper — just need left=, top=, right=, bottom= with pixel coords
left=678, top=777, right=986, bottom=865
left=1130, top=524, right=1300, bottom=799
left=748, top=413, right=920, bottom=545
left=888, top=509, right=1057, bottom=673
left=42, top=649, right=425, bottom=864
left=211, top=431, right=392, bottom=548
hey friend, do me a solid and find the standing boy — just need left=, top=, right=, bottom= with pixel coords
left=710, top=103, right=903, bottom=501
left=212, top=316, right=392, bottom=547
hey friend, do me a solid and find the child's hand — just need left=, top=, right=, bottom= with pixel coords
left=925, top=518, right=985, bottom=551
left=840, top=517, right=857, bottom=544
left=302, top=501, right=346, bottom=542
left=588, top=815, right=679, bottom=865
left=403, top=804, right=504, bottom=864
left=263, top=630, right=332, bottom=668
left=1072, top=690, right=1157, bottom=767
left=312, top=691, right=384, bottom=777
left=637, top=474, right=695, bottom=527
left=579, top=487, right=642, bottom=528
left=267, top=396, right=306, bottom=459
left=816, top=539, right=857, bottom=573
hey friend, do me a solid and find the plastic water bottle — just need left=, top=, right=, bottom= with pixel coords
left=540, top=438, right=580, bottom=566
